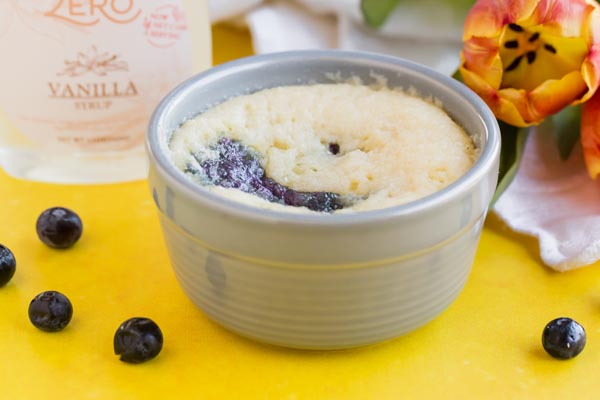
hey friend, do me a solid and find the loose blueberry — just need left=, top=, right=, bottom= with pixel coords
left=192, top=137, right=348, bottom=212
left=114, top=317, right=163, bottom=364
left=36, top=207, right=83, bottom=249
left=542, top=317, right=586, bottom=359
left=0, top=244, right=16, bottom=287
left=28, top=291, right=73, bottom=332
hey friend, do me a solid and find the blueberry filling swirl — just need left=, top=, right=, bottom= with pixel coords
left=185, top=137, right=352, bottom=212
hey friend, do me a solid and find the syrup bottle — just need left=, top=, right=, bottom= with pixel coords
left=0, top=0, right=211, bottom=183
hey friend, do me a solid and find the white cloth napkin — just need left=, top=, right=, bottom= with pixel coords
left=209, top=0, right=600, bottom=271
left=210, top=0, right=466, bottom=74
left=494, top=129, right=600, bottom=271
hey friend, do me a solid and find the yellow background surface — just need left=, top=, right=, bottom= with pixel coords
left=2, top=25, right=600, bottom=399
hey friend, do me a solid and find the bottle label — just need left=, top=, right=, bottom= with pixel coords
left=45, top=0, right=142, bottom=25
left=0, top=0, right=195, bottom=151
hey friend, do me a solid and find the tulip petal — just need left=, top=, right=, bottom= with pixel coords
left=581, top=91, right=600, bottom=178
left=497, top=88, right=537, bottom=126
left=530, top=0, right=594, bottom=37
left=530, top=70, right=588, bottom=115
left=460, top=66, right=530, bottom=126
left=581, top=8, right=600, bottom=98
left=494, top=92, right=531, bottom=127
left=461, top=36, right=503, bottom=89
left=463, top=0, right=538, bottom=40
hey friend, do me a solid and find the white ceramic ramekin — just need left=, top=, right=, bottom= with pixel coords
left=146, top=50, right=500, bottom=349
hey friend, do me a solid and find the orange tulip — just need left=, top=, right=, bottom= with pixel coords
left=459, top=0, right=600, bottom=178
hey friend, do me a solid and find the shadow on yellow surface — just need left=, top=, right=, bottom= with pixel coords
left=485, top=213, right=546, bottom=268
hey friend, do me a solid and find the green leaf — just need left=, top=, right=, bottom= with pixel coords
left=449, top=0, right=478, bottom=11
left=360, top=0, right=402, bottom=28
left=451, top=69, right=463, bottom=83
left=360, top=0, right=476, bottom=28
left=491, top=122, right=529, bottom=207
left=550, top=105, right=581, bottom=160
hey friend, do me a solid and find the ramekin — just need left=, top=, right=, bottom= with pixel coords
left=146, top=50, right=500, bottom=349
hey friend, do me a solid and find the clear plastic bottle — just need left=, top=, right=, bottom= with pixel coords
left=0, top=0, right=211, bottom=184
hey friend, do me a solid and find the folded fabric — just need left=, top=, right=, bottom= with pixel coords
left=208, top=0, right=600, bottom=271
left=212, top=0, right=466, bottom=75
left=494, top=128, right=600, bottom=271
